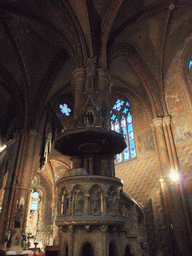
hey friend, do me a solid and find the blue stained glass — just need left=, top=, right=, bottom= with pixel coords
left=128, top=123, right=133, bottom=132
left=189, top=60, right=192, bottom=70
left=31, top=201, right=38, bottom=210
left=129, top=131, right=134, bottom=140
left=123, top=108, right=128, bottom=114
left=32, top=192, right=39, bottom=199
left=111, top=98, right=136, bottom=162
left=124, top=147, right=129, bottom=160
left=60, top=104, right=71, bottom=116
left=111, top=114, right=116, bottom=120
left=116, top=153, right=122, bottom=163
left=131, top=147, right=136, bottom=158
left=122, top=126, right=126, bottom=134
left=115, top=120, right=120, bottom=132
left=130, top=140, right=136, bottom=158
left=113, top=99, right=124, bottom=111
left=121, top=117, right=126, bottom=127
left=127, top=113, right=132, bottom=124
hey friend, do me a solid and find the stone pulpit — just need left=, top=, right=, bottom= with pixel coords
left=54, top=60, right=148, bottom=256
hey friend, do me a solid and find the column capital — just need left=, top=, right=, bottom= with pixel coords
left=163, top=116, right=171, bottom=126
left=68, top=225, right=75, bottom=233
left=152, top=117, right=163, bottom=127
left=72, top=69, right=85, bottom=80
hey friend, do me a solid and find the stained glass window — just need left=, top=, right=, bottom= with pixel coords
left=31, top=201, right=38, bottom=211
left=111, top=98, right=136, bottom=163
left=188, top=60, right=192, bottom=70
left=59, top=103, right=71, bottom=116
left=32, top=192, right=39, bottom=199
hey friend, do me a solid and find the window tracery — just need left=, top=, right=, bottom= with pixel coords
left=111, top=98, right=136, bottom=163
left=59, top=103, right=71, bottom=116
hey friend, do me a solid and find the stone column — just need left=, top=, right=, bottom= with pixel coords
left=0, top=129, right=38, bottom=247
left=152, top=117, right=192, bottom=255
left=68, top=196, right=72, bottom=216
left=163, top=116, right=178, bottom=170
left=68, top=225, right=75, bottom=256
left=89, top=157, right=94, bottom=175
left=58, top=196, right=62, bottom=215
left=102, top=195, right=107, bottom=215
left=98, top=68, right=110, bottom=129
left=84, top=195, right=90, bottom=215
left=73, top=69, right=85, bottom=126
left=100, top=225, right=108, bottom=256
left=152, top=117, right=171, bottom=176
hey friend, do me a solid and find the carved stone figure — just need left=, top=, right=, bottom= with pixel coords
left=15, top=205, right=23, bottom=228
left=61, top=189, right=68, bottom=215
left=74, top=189, right=84, bottom=214
left=107, top=190, right=119, bottom=215
left=91, top=188, right=101, bottom=214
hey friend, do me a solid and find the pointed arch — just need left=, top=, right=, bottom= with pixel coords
left=111, top=97, right=136, bottom=163
left=108, top=43, right=164, bottom=117
left=81, top=242, right=94, bottom=256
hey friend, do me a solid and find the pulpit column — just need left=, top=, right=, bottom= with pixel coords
left=73, top=69, right=85, bottom=125
left=68, top=225, right=75, bottom=256
left=98, top=68, right=110, bottom=129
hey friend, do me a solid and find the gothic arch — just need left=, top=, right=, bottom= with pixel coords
left=80, top=242, right=94, bottom=256
left=108, top=43, right=164, bottom=118
left=108, top=241, right=118, bottom=256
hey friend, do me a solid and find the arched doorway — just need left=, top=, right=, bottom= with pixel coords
left=82, top=243, right=94, bottom=256
left=125, top=245, right=132, bottom=256
left=109, top=242, right=117, bottom=256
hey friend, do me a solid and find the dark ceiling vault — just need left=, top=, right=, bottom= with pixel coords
left=0, top=0, right=191, bottom=143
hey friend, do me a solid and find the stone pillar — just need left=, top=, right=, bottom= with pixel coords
left=152, top=117, right=171, bottom=176
left=89, top=157, right=94, bottom=175
left=152, top=117, right=192, bottom=255
left=84, top=195, right=90, bottom=215
left=73, top=69, right=85, bottom=125
left=68, top=196, right=72, bottom=216
left=68, top=225, right=75, bottom=256
left=102, top=195, right=107, bottom=215
left=71, top=157, right=82, bottom=169
left=100, top=225, right=108, bottom=256
left=98, top=68, right=110, bottom=129
left=58, top=196, right=62, bottom=215
left=0, top=129, right=38, bottom=247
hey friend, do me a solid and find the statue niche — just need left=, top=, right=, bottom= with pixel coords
left=15, top=204, right=23, bottom=228
left=73, top=187, right=84, bottom=215
left=90, top=186, right=101, bottom=215
left=107, top=187, right=119, bottom=215
left=61, top=188, right=68, bottom=215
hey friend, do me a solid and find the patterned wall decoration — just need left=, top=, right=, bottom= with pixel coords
left=175, top=137, right=192, bottom=180
left=133, top=103, right=148, bottom=132
left=136, top=128, right=155, bottom=155
left=115, top=152, right=160, bottom=206
left=171, top=112, right=192, bottom=144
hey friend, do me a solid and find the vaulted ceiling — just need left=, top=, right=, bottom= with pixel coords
left=0, top=0, right=191, bottom=145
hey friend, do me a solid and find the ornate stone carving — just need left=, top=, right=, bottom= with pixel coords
left=107, top=188, right=119, bottom=215
left=100, top=225, right=108, bottom=233
left=61, top=189, right=68, bottom=215
left=90, top=187, right=101, bottom=215
left=73, top=188, right=84, bottom=215
left=68, top=225, right=75, bottom=233
left=121, top=204, right=129, bottom=217
left=84, top=225, right=90, bottom=232
left=15, top=204, right=23, bottom=228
